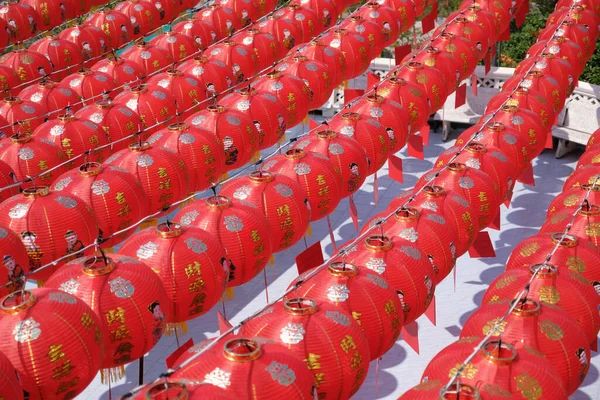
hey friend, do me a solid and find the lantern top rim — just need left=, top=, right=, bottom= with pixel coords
left=551, top=232, right=578, bottom=247
left=510, top=298, right=541, bottom=317
left=205, top=195, right=232, bottom=210
left=328, top=261, right=358, bottom=277
left=78, top=161, right=103, bottom=177
left=394, top=207, right=419, bottom=222
left=249, top=171, right=274, bottom=183
left=143, top=381, right=189, bottom=400
left=284, top=298, right=317, bottom=315
left=1, top=290, right=36, bottom=315
left=439, top=382, right=480, bottom=399
left=23, top=186, right=49, bottom=198
left=223, top=338, right=262, bottom=362
left=155, top=222, right=183, bottom=238
left=82, top=256, right=116, bottom=276
left=423, top=185, right=445, bottom=198
left=364, top=234, right=393, bottom=252
left=480, top=339, right=517, bottom=365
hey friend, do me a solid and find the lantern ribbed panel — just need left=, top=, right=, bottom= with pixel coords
left=0, top=97, right=47, bottom=136
left=405, top=47, right=460, bottom=93
left=321, top=28, right=371, bottom=80
left=58, top=25, right=109, bottom=66
left=0, top=1, right=40, bottom=42
left=24, top=0, right=63, bottom=27
left=292, top=0, right=340, bottom=30
left=0, top=65, right=20, bottom=97
left=120, top=41, right=174, bottom=76
left=488, top=89, right=555, bottom=130
left=504, top=70, right=566, bottom=117
left=84, top=10, right=133, bottom=49
left=291, top=40, right=345, bottom=86
left=340, top=16, right=385, bottom=60
left=357, top=2, right=401, bottom=48
left=234, top=29, right=283, bottom=71
left=91, top=57, right=146, bottom=87
left=113, top=84, right=177, bottom=135
left=460, top=0, right=511, bottom=28
left=45, top=254, right=170, bottom=369
left=461, top=300, right=590, bottom=395
left=240, top=298, right=370, bottom=399
left=430, top=33, right=477, bottom=81
left=0, top=187, right=98, bottom=281
left=118, top=223, right=227, bottom=323
left=172, top=336, right=314, bottom=398
left=392, top=61, right=448, bottom=115
left=586, top=128, right=600, bottom=151
left=143, top=0, right=179, bottom=24
left=287, top=263, right=402, bottom=360
left=0, top=160, right=18, bottom=204
left=19, top=80, right=81, bottom=114
left=0, top=350, right=23, bottom=400
left=29, top=36, right=82, bottom=80
left=293, top=129, right=368, bottom=197
left=564, top=165, right=600, bottom=190
left=103, top=142, right=189, bottom=213
left=220, top=0, right=259, bottom=26
left=278, top=5, right=322, bottom=43
left=206, top=40, right=258, bottom=84
left=146, top=69, right=205, bottom=120
left=539, top=22, right=596, bottom=60
left=60, top=69, right=118, bottom=100
left=540, top=205, right=600, bottom=248
left=262, top=148, right=342, bottom=221
left=51, top=162, right=150, bottom=247
left=131, top=379, right=235, bottom=399
left=179, top=55, right=235, bottom=96
left=114, top=0, right=161, bottom=39
left=0, top=134, right=67, bottom=189
left=437, top=17, right=490, bottom=61
left=172, top=17, right=214, bottom=50
left=548, top=185, right=600, bottom=217
left=219, top=171, right=310, bottom=252
left=277, top=56, right=333, bottom=110
left=151, top=32, right=198, bottom=62
left=576, top=145, right=600, bottom=170
left=448, top=5, right=499, bottom=42
left=557, top=0, right=600, bottom=17
left=376, top=77, right=429, bottom=131
left=344, top=235, right=434, bottom=324
left=198, top=5, right=240, bottom=40
left=384, top=0, right=416, bottom=33
left=0, top=223, right=30, bottom=297
left=257, top=15, right=300, bottom=52
left=548, top=6, right=600, bottom=42
left=174, top=195, right=273, bottom=287
left=528, top=38, right=585, bottom=75
left=148, top=122, right=225, bottom=193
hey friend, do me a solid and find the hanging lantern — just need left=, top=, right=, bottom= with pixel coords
left=339, top=15, right=385, bottom=60
left=206, top=40, right=258, bottom=85
left=292, top=0, right=340, bottom=30
left=172, top=17, right=215, bottom=49
left=113, top=84, right=176, bottom=135
left=0, top=65, right=20, bottom=97
left=293, top=128, right=368, bottom=197
left=234, top=28, right=283, bottom=71
left=75, top=98, right=141, bottom=151
left=257, top=14, right=300, bottom=52
left=527, top=38, right=586, bottom=76
left=18, top=79, right=81, bottom=114
left=430, top=32, right=477, bottom=82
left=220, top=87, right=288, bottom=150
left=0, top=223, right=30, bottom=297
left=129, top=379, right=234, bottom=399
left=60, top=68, right=118, bottom=100
left=51, top=162, right=150, bottom=246
left=118, top=222, right=228, bottom=325
left=174, top=195, right=273, bottom=287
left=436, top=17, right=490, bottom=60
left=344, top=234, right=434, bottom=324
left=241, top=298, right=370, bottom=399
left=393, top=61, right=448, bottom=115
left=328, top=111, right=390, bottom=175
left=539, top=20, right=596, bottom=60
left=219, top=0, right=259, bottom=26
left=151, top=31, right=199, bottom=62
left=114, top=0, right=161, bottom=39
left=172, top=336, right=314, bottom=398
left=277, top=4, right=321, bottom=43
left=290, top=39, right=346, bottom=86
left=376, top=76, right=429, bottom=131
left=509, top=68, right=567, bottom=112
left=179, top=55, right=235, bottom=97
left=540, top=203, right=600, bottom=248
left=219, top=171, right=310, bottom=252
left=276, top=55, right=333, bottom=109
left=421, top=337, right=568, bottom=399
left=0, top=133, right=67, bottom=189
left=321, top=28, right=370, bottom=79
left=460, top=0, right=511, bottom=29
left=254, top=0, right=277, bottom=17
left=0, top=186, right=98, bottom=281
left=483, top=266, right=600, bottom=347
left=23, top=0, right=64, bottom=27
left=29, top=35, right=83, bottom=80
left=45, top=254, right=169, bottom=380
left=461, top=299, right=590, bottom=395
left=91, top=54, right=146, bottom=86
left=564, top=164, right=600, bottom=190
left=487, top=88, right=556, bottom=130
left=576, top=145, right=600, bottom=169
left=0, top=158, right=18, bottom=202
left=142, top=0, right=179, bottom=23
left=33, top=112, right=108, bottom=161
left=416, top=162, right=501, bottom=229
left=404, top=47, right=461, bottom=94
left=287, top=262, right=402, bottom=360
left=556, top=0, right=600, bottom=17
left=349, top=93, right=410, bottom=152
left=0, top=0, right=40, bottom=42
left=448, top=4, right=499, bottom=43
left=357, top=2, right=401, bottom=48
left=148, top=122, right=225, bottom=193
left=381, top=0, right=415, bottom=33
left=0, top=48, right=53, bottom=85
left=85, top=9, right=134, bottom=50
left=0, top=96, right=47, bottom=136
left=548, top=5, right=600, bottom=36
left=104, top=142, right=189, bottom=213
left=198, top=4, right=240, bottom=39
left=146, top=69, right=205, bottom=120
left=0, top=288, right=103, bottom=398
left=185, top=104, right=259, bottom=170
left=120, top=39, right=174, bottom=76
left=251, top=70, right=311, bottom=129
left=548, top=184, right=600, bottom=217
left=59, top=25, right=110, bottom=65
left=261, top=148, right=342, bottom=221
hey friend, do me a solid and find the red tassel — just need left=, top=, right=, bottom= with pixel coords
left=425, top=295, right=436, bottom=326
left=349, top=196, right=359, bottom=231
left=401, top=321, right=419, bottom=354
left=326, top=215, right=337, bottom=252
left=468, top=231, right=496, bottom=258
left=373, top=172, right=379, bottom=205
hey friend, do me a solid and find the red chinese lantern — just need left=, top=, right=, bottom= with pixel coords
left=174, top=195, right=273, bottom=287
left=556, top=0, right=600, bottom=17
left=220, top=87, right=287, bottom=149
left=415, top=163, right=501, bottom=229
left=436, top=17, right=490, bottom=60
left=29, top=35, right=83, bottom=80
left=91, top=55, right=146, bottom=86
left=18, top=79, right=80, bottom=115
left=240, top=298, right=370, bottom=399
left=349, top=93, right=410, bottom=152
left=0, top=350, right=22, bottom=400
left=254, top=0, right=277, bottom=17
left=129, top=379, right=234, bottom=399
left=328, top=111, right=390, bottom=175
left=292, top=0, right=340, bottom=29
left=118, top=222, right=228, bottom=325
left=577, top=145, right=600, bottom=169
left=172, top=336, right=314, bottom=398
left=59, top=25, right=109, bottom=65
left=185, top=104, right=258, bottom=170
left=114, top=0, right=161, bottom=39
left=287, top=262, right=402, bottom=360
left=0, top=0, right=40, bottom=42
left=0, top=288, right=103, bottom=398
left=60, top=68, right=118, bottom=100
left=113, top=84, right=176, bottom=134
left=290, top=39, right=346, bottom=86
left=0, top=65, right=20, bottom=97
left=421, top=338, right=567, bottom=399
left=257, top=14, right=299, bottom=52
left=24, top=0, right=64, bottom=28
left=376, top=76, right=429, bottom=131
left=488, top=88, right=556, bottom=130
left=45, top=254, right=169, bottom=379
left=120, top=39, right=174, bottom=76
left=142, top=0, right=178, bottom=23
left=482, top=266, right=600, bottom=347
left=430, top=32, right=477, bottom=82
left=33, top=112, right=108, bottom=161
left=219, top=0, right=259, bottom=26
left=251, top=70, right=311, bottom=129
left=461, top=299, right=590, bottom=395
left=540, top=203, right=600, bottom=248
left=513, top=61, right=571, bottom=106
left=527, top=38, right=586, bottom=76
left=261, top=148, right=342, bottom=221
left=0, top=96, right=47, bottom=136
left=0, top=48, right=53, bottom=85
left=0, top=223, right=30, bottom=297
left=404, top=46, right=461, bottom=94
left=344, top=234, right=434, bottom=324
left=198, top=4, right=240, bottom=39
left=206, top=40, right=258, bottom=84
left=147, top=69, right=205, bottom=120
left=564, top=164, right=600, bottom=190
left=539, top=21, right=596, bottom=60
left=549, top=5, right=600, bottom=36
left=0, top=186, right=98, bottom=281
left=234, top=28, right=283, bottom=71
left=461, top=0, right=511, bottom=28
left=277, top=4, right=321, bottom=43
left=51, top=162, right=150, bottom=246
left=148, top=122, right=225, bottom=192
left=340, top=15, right=385, bottom=60
left=84, top=9, right=134, bottom=50
left=179, top=55, right=235, bottom=96
left=393, top=61, right=448, bottom=115
left=293, top=128, right=368, bottom=197
left=548, top=183, right=600, bottom=217
left=219, top=171, right=310, bottom=252
left=151, top=31, right=199, bottom=62
left=103, top=142, right=189, bottom=213
left=449, top=4, right=499, bottom=42
left=172, top=17, right=215, bottom=49
left=276, top=55, right=333, bottom=109
left=321, top=28, right=371, bottom=80
left=357, top=2, right=401, bottom=47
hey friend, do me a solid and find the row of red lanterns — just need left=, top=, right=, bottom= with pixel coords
left=401, top=1, right=600, bottom=398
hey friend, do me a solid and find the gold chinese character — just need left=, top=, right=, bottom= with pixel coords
left=449, top=363, right=478, bottom=379
left=105, top=307, right=126, bottom=326
left=157, top=167, right=168, bottom=178
left=277, top=204, right=290, bottom=217
left=81, top=312, right=93, bottom=329
left=287, top=93, right=295, bottom=102
left=109, top=325, right=132, bottom=342
left=349, top=351, right=363, bottom=370
left=38, top=160, right=48, bottom=170
left=318, top=186, right=330, bottom=197
left=250, top=229, right=261, bottom=243
left=313, top=372, right=326, bottom=388
left=384, top=299, right=396, bottom=315
left=61, top=138, right=71, bottom=148
left=352, top=311, right=362, bottom=325
left=316, top=175, right=326, bottom=185
left=304, top=353, right=322, bottom=370
left=46, top=344, right=65, bottom=363
left=52, top=359, right=74, bottom=380
left=158, top=179, right=172, bottom=190
left=189, top=277, right=206, bottom=293
left=185, top=261, right=202, bottom=278
left=117, top=203, right=132, bottom=218
left=280, top=217, right=294, bottom=230
left=340, top=335, right=356, bottom=354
